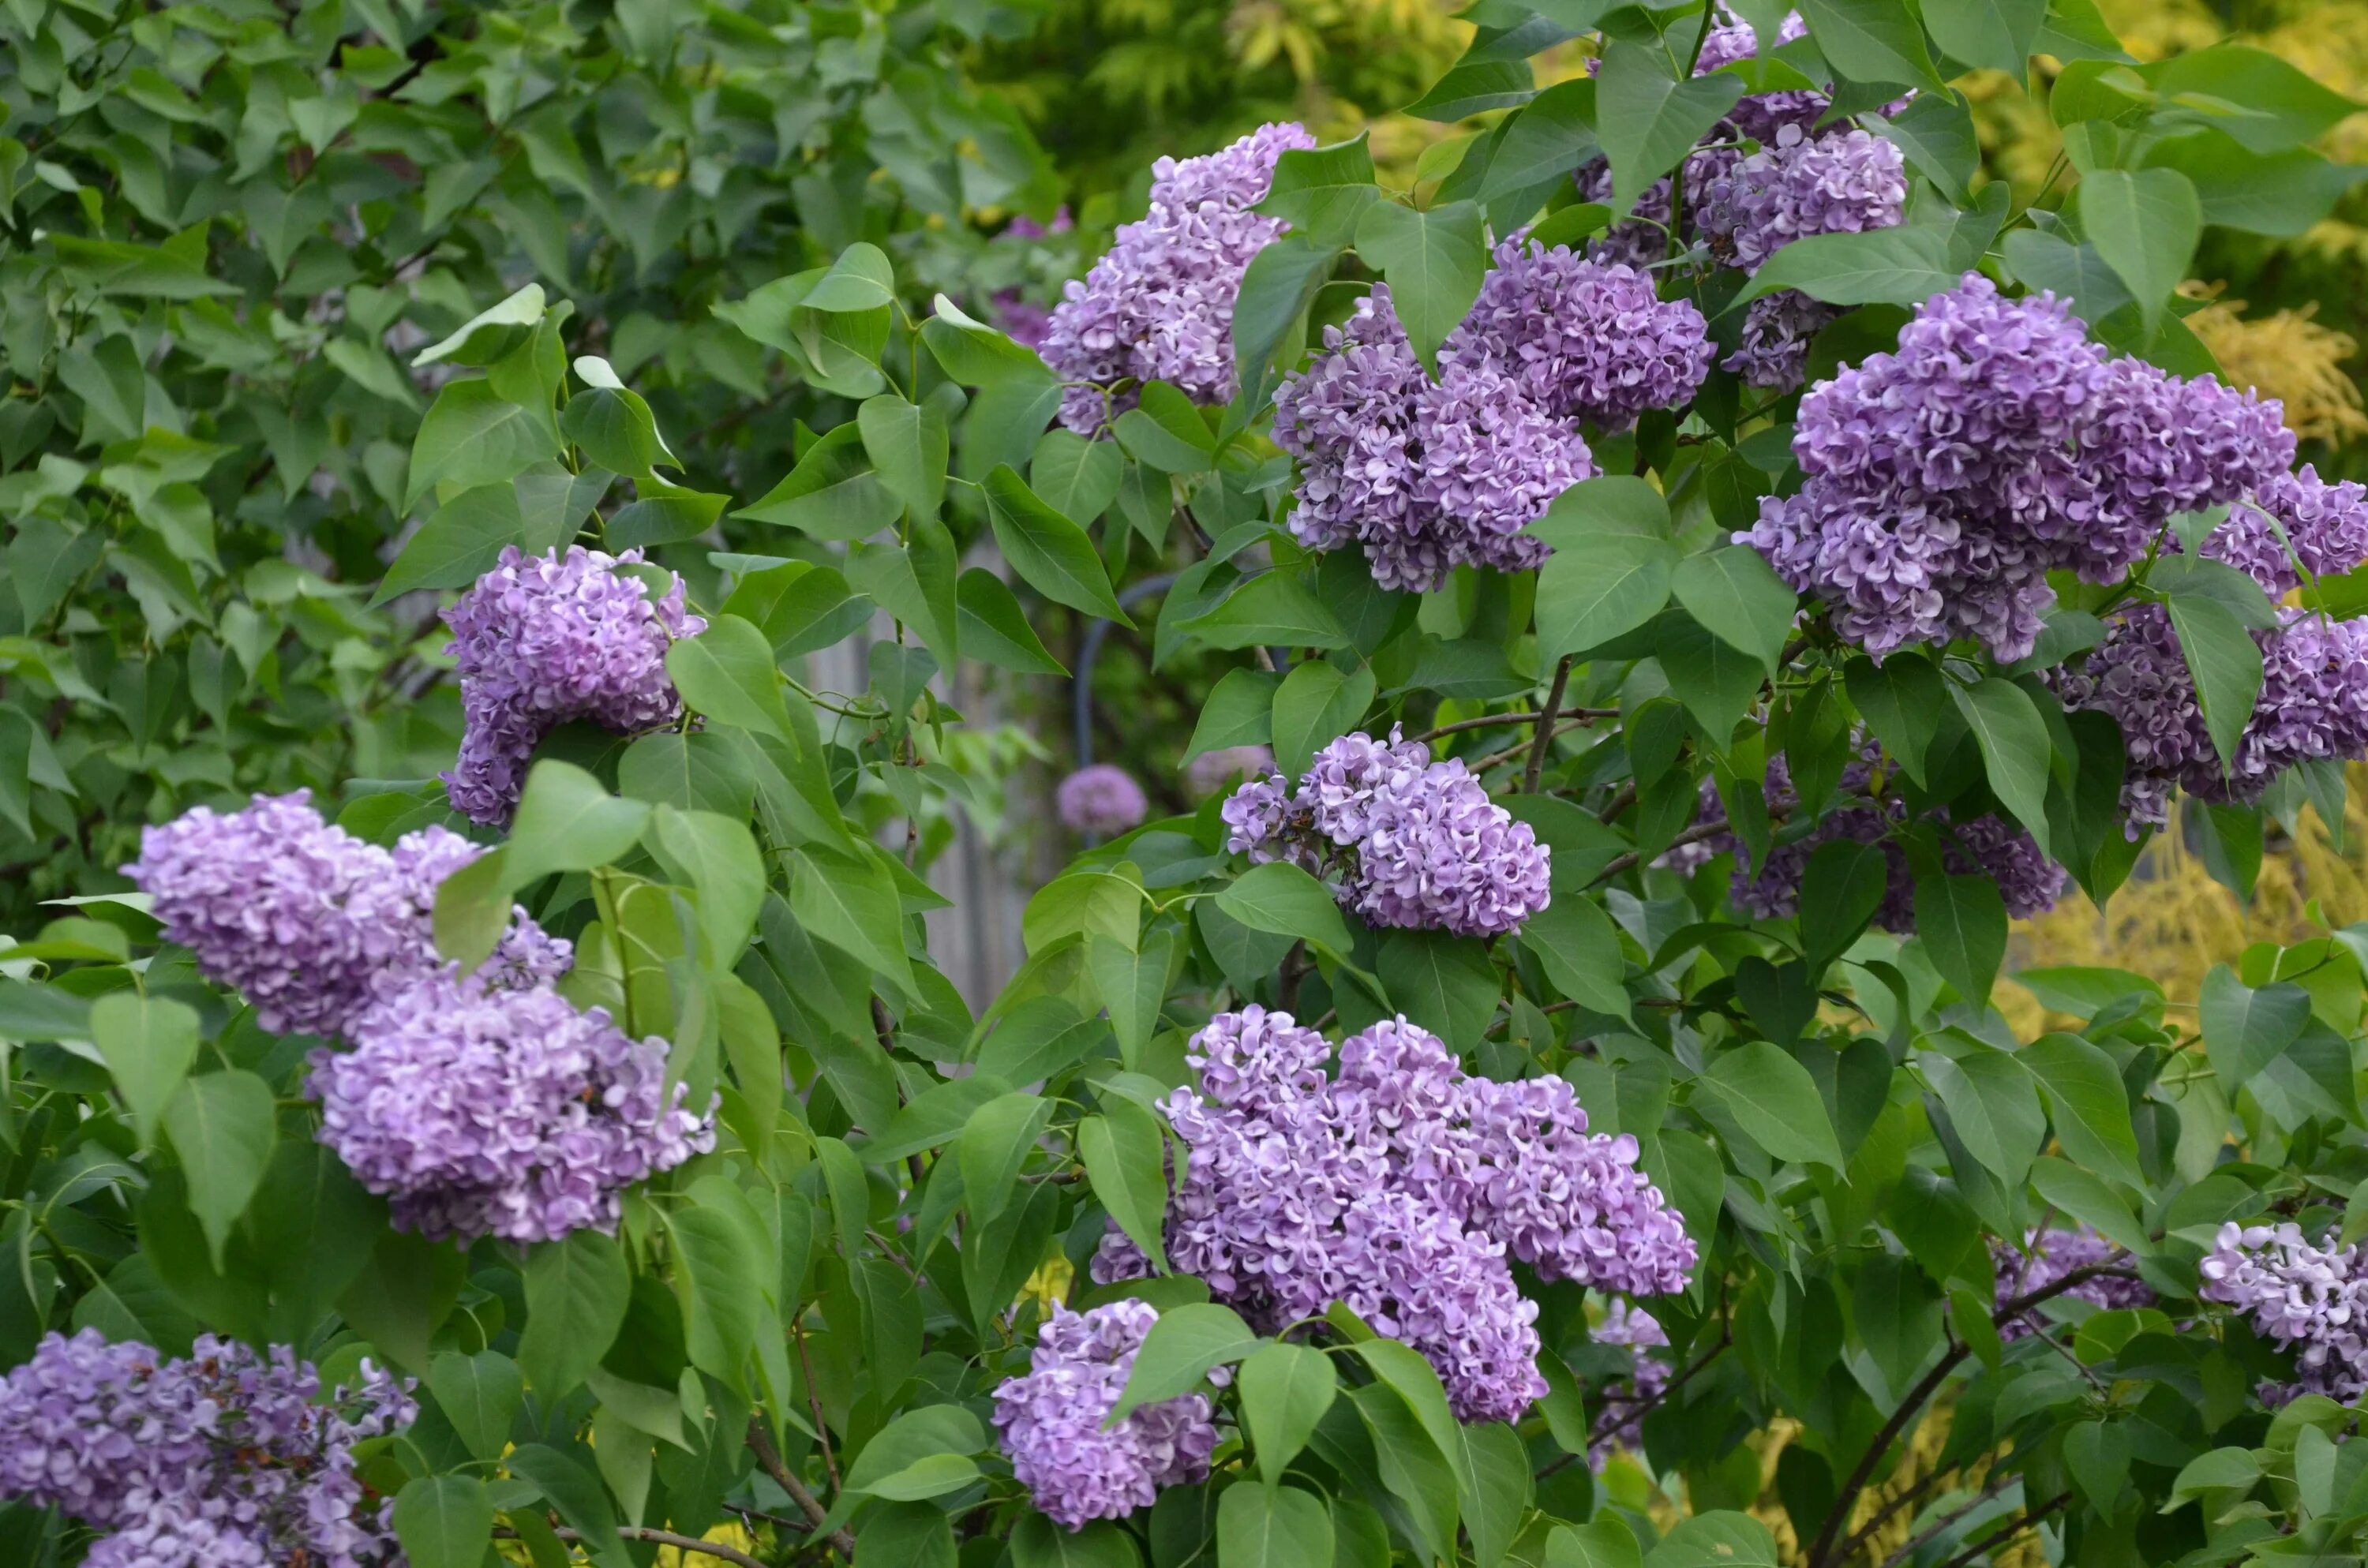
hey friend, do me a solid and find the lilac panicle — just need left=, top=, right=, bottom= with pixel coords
left=1221, top=728, right=1552, bottom=937
left=309, top=969, right=716, bottom=1244
left=126, top=791, right=569, bottom=1038
left=1588, top=1300, right=1669, bottom=1466
left=2201, top=1221, right=2368, bottom=1404
left=1040, top=122, right=1316, bottom=433
left=1992, top=1226, right=2151, bottom=1341
left=1696, top=125, right=1906, bottom=272
left=991, top=1300, right=1218, bottom=1529
left=440, top=544, right=705, bottom=825
left=1442, top=240, right=1713, bottom=429
left=0, top=1329, right=413, bottom=1568
left=1057, top=764, right=1150, bottom=836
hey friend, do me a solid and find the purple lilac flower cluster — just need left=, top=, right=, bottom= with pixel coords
left=311, top=969, right=716, bottom=1244
left=127, top=791, right=568, bottom=1038
left=441, top=544, right=706, bottom=825
left=1696, top=125, right=1906, bottom=272
left=1056, top=764, right=1149, bottom=836
left=1992, top=1227, right=2152, bottom=1341
left=2058, top=604, right=2368, bottom=832
left=1744, top=274, right=2293, bottom=664
left=1588, top=1300, right=1669, bottom=1466
left=1040, top=122, right=1315, bottom=434
left=991, top=1300, right=1218, bottom=1529
left=1221, top=728, right=1552, bottom=937
left=0, top=1330, right=413, bottom=1568
left=2200, top=1221, right=2368, bottom=1404
left=1442, top=241, right=1715, bottom=429
left=2201, top=467, right=2368, bottom=592
left=1092, top=1009, right=1695, bottom=1423
left=1272, top=286, right=1597, bottom=589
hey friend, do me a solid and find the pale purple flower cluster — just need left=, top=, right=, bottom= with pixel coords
left=1697, top=125, right=1906, bottom=272
left=1040, top=122, right=1315, bottom=433
left=991, top=1300, right=1217, bottom=1529
left=310, top=969, right=716, bottom=1244
left=1725, top=291, right=1841, bottom=394
left=126, top=791, right=568, bottom=1038
left=442, top=544, right=705, bottom=825
left=2059, top=604, right=2368, bottom=831
left=1096, top=1009, right=1694, bottom=1423
left=1444, top=241, right=1713, bottom=430
left=0, top=1330, right=413, bottom=1568
left=2201, top=466, right=2368, bottom=592
left=1221, top=729, right=1552, bottom=937
left=1186, top=744, right=1275, bottom=796
left=2200, top=1221, right=2368, bottom=1404
left=1588, top=1299, right=1669, bottom=1465
left=1992, top=1227, right=2150, bottom=1341
left=1744, top=275, right=2292, bottom=662
left=1272, top=288, right=1594, bottom=589
left=1056, top=764, right=1149, bottom=836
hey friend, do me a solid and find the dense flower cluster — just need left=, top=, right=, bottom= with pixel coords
left=1588, top=1300, right=1669, bottom=1466
left=2200, top=1221, right=2368, bottom=1404
left=127, top=791, right=566, bottom=1038
left=0, top=1330, right=412, bottom=1567
left=1744, top=275, right=2293, bottom=663
left=2059, top=605, right=2368, bottom=831
left=1272, top=287, right=1595, bottom=589
left=1443, top=241, right=1714, bottom=429
left=991, top=1300, right=1218, bottom=1529
left=1222, top=728, right=1552, bottom=937
left=1041, top=122, right=1315, bottom=433
left=311, top=970, right=716, bottom=1244
left=442, top=544, right=706, bottom=825
left=1056, top=764, right=1149, bottom=836
left=2202, top=466, right=2368, bottom=591
left=1696, top=125, right=1906, bottom=272
left=1992, top=1227, right=2152, bottom=1341
left=1094, top=1009, right=1694, bottom=1421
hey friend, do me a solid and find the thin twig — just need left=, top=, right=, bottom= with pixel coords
left=746, top=1418, right=858, bottom=1559
left=1585, top=814, right=1743, bottom=888
left=1839, top=1465, right=1949, bottom=1564
left=1408, top=706, right=1619, bottom=745
left=1525, top=656, right=1574, bottom=792
left=1869, top=1473, right=2019, bottom=1568
left=1935, top=1494, right=2069, bottom=1568
left=1596, top=781, right=1637, bottom=823
left=790, top=1323, right=841, bottom=1491
left=493, top=1525, right=767, bottom=1568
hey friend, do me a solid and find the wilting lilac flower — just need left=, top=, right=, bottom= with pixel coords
left=1588, top=1300, right=1670, bottom=1465
left=310, top=971, right=715, bottom=1244
left=2201, top=1221, right=2368, bottom=1404
left=126, top=792, right=568, bottom=1038
left=991, top=1300, right=1217, bottom=1529
left=1725, top=290, right=1839, bottom=392
left=1993, top=1227, right=2151, bottom=1341
left=0, top=1330, right=413, bottom=1568
left=441, top=544, right=705, bottom=825
left=1057, top=764, right=1150, bottom=836
left=1443, top=241, right=1713, bottom=429
left=2059, top=604, right=2368, bottom=829
left=1696, top=125, right=1906, bottom=271
left=1101, top=1009, right=1693, bottom=1422
left=2204, top=466, right=2368, bottom=592
left=1223, top=729, right=1553, bottom=937
left=1040, top=122, right=1315, bottom=433
left=1744, top=275, right=2293, bottom=662
left=1273, top=289, right=1594, bottom=590
left=1186, top=744, right=1275, bottom=796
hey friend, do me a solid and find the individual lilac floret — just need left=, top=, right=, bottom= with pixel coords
left=441, top=545, right=706, bottom=825
left=1992, top=1227, right=2151, bottom=1341
left=1222, top=729, right=1553, bottom=937
left=1056, top=764, right=1149, bottom=836
left=1588, top=1300, right=1670, bottom=1466
left=2204, top=466, right=2368, bottom=592
left=1696, top=125, right=1906, bottom=271
left=1040, top=122, right=1316, bottom=434
left=1442, top=241, right=1713, bottom=429
left=991, top=1300, right=1218, bottom=1530
left=1186, top=744, right=1275, bottom=796
left=1103, top=1009, right=1694, bottom=1423
left=1272, top=289, right=1594, bottom=591
left=2058, top=604, right=2368, bottom=830
left=0, top=1330, right=414, bottom=1568
left=1743, top=275, right=2293, bottom=662
left=2201, top=1221, right=2368, bottom=1405
left=309, top=971, right=716, bottom=1244
left=126, top=792, right=568, bottom=1038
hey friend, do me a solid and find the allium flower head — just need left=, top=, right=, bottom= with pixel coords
left=1041, top=122, right=1316, bottom=433
left=1057, top=764, right=1150, bottom=836
left=126, top=792, right=568, bottom=1038
left=1993, top=1226, right=2150, bottom=1341
left=0, top=1329, right=414, bottom=1568
left=441, top=544, right=705, bottom=825
left=1097, top=1009, right=1694, bottom=1423
left=309, top=971, right=716, bottom=1244
left=1442, top=241, right=1713, bottom=429
left=991, top=1300, right=1217, bottom=1529
left=1223, top=729, right=1552, bottom=937
left=2201, top=1221, right=2368, bottom=1404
